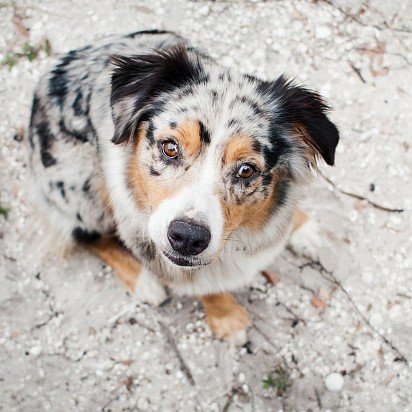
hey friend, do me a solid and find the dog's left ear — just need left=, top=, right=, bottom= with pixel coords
left=262, top=76, right=339, bottom=166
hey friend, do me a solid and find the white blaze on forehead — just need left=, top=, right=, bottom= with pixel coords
left=147, top=153, right=224, bottom=257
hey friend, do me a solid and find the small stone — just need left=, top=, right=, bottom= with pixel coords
left=325, top=373, right=344, bottom=391
left=315, top=26, right=332, bottom=39
left=239, top=372, right=246, bottom=383
left=29, top=345, right=42, bottom=356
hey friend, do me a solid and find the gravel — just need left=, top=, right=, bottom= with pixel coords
left=0, top=0, right=411, bottom=411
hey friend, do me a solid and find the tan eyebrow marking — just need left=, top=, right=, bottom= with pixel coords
left=157, top=119, right=202, bottom=157
left=177, top=120, right=202, bottom=157
left=224, top=134, right=254, bottom=165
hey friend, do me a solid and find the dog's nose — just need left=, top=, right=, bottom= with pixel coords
left=167, top=219, right=211, bottom=256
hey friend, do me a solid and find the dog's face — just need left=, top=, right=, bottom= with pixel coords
left=110, top=45, right=339, bottom=268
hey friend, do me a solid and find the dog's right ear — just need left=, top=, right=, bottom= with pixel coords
left=110, top=44, right=204, bottom=144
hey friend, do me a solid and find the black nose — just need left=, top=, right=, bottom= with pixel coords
left=167, top=219, right=211, bottom=256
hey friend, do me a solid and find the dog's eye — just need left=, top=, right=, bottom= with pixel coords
left=162, top=141, right=179, bottom=158
left=237, top=163, right=256, bottom=179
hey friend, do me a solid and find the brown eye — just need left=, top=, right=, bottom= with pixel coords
left=237, top=163, right=255, bottom=179
left=162, top=141, right=179, bottom=158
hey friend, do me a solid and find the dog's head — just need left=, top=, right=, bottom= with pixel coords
left=110, top=45, right=339, bottom=268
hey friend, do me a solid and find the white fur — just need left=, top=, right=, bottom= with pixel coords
left=134, top=267, right=168, bottom=306
left=289, top=219, right=323, bottom=260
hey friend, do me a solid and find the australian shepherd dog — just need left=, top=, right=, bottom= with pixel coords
left=27, top=30, right=339, bottom=344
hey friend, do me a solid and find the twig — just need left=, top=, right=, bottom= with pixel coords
left=302, top=260, right=408, bottom=364
left=319, top=171, right=404, bottom=213
left=348, top=61, right=367, bottom=83
left=158, top=321, right=195, bottom=386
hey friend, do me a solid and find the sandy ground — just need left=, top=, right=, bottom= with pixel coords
left=0, top=0, right=411, bottom=410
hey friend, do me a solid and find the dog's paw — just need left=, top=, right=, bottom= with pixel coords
left=289, top=219, right=323, bottom=260
left=134, top=268, right=167, bottom=307
left=206, top=304, right=250, bottom=346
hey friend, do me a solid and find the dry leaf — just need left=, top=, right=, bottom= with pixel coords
left=13, top=15, right=29, bottom=37
left=121, top=359, right=133, bottom=366
left=311, top=296, right=327, bottom=308
left=261, top=270, right=280, bottom=285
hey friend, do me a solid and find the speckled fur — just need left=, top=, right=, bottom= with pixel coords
left=27, top=30, right=339, bottom=296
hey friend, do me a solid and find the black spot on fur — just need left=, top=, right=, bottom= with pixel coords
left=110, top=44, right=205, bottom=144
left=169, top=121, right=177, bottom=129
left=149, top=166, right=160, bottom=176
left=56, top=181, right=66, bottom=200
left=199, top=121, right=210, bottom=144
left=72, top=88, right=84, bottom=116
left=210, top=90, right=218, bottom=102
left=72, top=227, right=101, bottom=243
left=146, top=120, right=156, bottom=145
left=238, top=96, right=265, bottom=117
left=58, top=119, right=89, bottom=143
left=258, top=75, right=339, bottom=165
left=227, top=118, right=239, bottom=128
left=263, top=117, right=291, bottom=170
left=76, top=213, right=83, bottom=222
left=48, top=50, right=78, bottom=109
left=273, top=180, right=289, bottom=209
left=82, top=178, right=91, bottom=193
left=36, top=121, right=57, bottom=168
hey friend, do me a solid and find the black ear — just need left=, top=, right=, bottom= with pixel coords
left=110, top=44, right=204, bottom=144
left=262, top=75, right=339, bottom=166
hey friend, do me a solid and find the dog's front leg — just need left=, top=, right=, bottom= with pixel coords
left=88, top=237, right=167, bottom=306
left=200, top=293, right=250, bottom=345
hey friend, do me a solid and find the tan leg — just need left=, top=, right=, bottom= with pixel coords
left=87, top=237, right=167, bottom=306
left=88, top=237, right=142, bottom=292
left=200, top=293, right=249, bottom=344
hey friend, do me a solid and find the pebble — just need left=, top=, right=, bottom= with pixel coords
left=325, top=373, right=344, bottom=391
left=315, top=26, right=332, bottom=39
left=29, top=345, right=42, bottom=356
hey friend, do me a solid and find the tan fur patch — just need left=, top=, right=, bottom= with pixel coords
left=224, top=134, right=256, bottom=165
left=200, top=293, right=249, bottom=341
left=177, top=120, right=202, bottom=157
left=97, top=177, right=114, bottom=216
left=219, top=180, right=277, bottom=238
left=293, top=123, right=319, bottom=166
left=88, top=237, right=141, bottom=292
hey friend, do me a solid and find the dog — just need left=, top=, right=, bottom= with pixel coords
left=27, top=30, right=339, bottom=344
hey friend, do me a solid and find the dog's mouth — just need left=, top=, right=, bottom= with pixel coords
left=162, top=250, right=211, bottom=268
